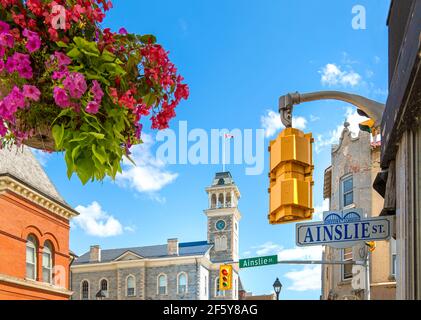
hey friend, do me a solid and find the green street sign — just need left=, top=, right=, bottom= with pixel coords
left=239, top=255, right=278, bottom=269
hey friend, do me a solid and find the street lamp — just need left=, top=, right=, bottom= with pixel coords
left=273, top=278, right=282, bottom=300
left=96, top=290, right=106, bottom=300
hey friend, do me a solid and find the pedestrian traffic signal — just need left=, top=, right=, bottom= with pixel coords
left=365, top=241, right=376, bottom=252
left=268, top=128, right=314, bottom=224
left=219, top=265, right=233, bottom=291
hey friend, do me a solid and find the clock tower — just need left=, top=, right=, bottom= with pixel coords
left=204, top=172, right=241, bottom=263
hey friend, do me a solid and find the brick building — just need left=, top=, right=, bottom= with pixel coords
left=71, top=172, right=242, bottom=300
left=0, top=146, right=78, bottom=300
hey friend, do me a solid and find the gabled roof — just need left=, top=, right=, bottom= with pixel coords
left=0, top=146, right=66, bottom=205
left=73, top=241, right=212, bottom=265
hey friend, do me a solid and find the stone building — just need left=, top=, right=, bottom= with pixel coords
left=0, top=146, right=78, bottom=300
left=71, top=172, right=242, bottom=300
left=321, top=124, right=396, bottom=300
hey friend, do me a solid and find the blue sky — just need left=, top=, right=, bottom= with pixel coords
left=35, top=0, right=390, bottom=300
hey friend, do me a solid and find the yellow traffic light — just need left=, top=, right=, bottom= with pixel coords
left=365, top=241, right=376, bottom=252
left=359, top=118, right=378, bottom=136
left=268, top=128, right=314, bottom=224
left=219, top=265, right=233, bottom=291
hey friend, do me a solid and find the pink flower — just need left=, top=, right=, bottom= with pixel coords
left=91, top=80, right=104, bottom=103
left=23, top=85, right=41, bottom=101
left=85, top=101, right=99, bottom=114
left=53, top=87, right=70, bottom=108
left=63, top=72, right=87, bottom=99
left=0, top=21, right=10, bottom=34
left=0, top=46, right=5, bottom=58
left=54, top=51, right=72, bottom=67
left=23, top=29, right=41, bottom=53
left=0, top=59, right=4, bottom=72
left=0, top=121, right=7, bottom=137
left=118, top=27, right=128, bottom=35
left=0, top=32, right=14, bottom=48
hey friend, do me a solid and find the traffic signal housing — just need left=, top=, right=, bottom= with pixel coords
left=268, top=128, right=314, bottom=224
left=219, top=265, right=233, bottom=291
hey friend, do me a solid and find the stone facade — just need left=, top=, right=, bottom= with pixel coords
left=71, top=172, right=242, bottom=300
left=321, top=125, right=396, bottom=300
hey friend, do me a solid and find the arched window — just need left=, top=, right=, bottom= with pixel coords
left=81, top=280, right=89, bottom=300
left=215, top=235, right=228, bottom=251
left=177, top=273, right=188, bottom=294
left=126, top=275, right=136, bottom=297
left=42, top=241, right=53, bottom=284
left=211, top=194, right=217, bottom=209
left=215, top=277, right=225, bottom=297
left=218, top=194, right=224, bottom=208
left=226, top=193, right=232, bottom=207
left=26, top=235, right=38, bottom=280
left=100, top=279, right=108, bottom=298
left=158, top=274, right=167, bottom=295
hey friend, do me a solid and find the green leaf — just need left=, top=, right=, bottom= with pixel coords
left=67, top=47, right=81, bottom=59
left=142, top=93, right=156, bottom=107
left=92, top=144, right=106, bottom=164
left=140, top=34, right=157, bottom=44
left=72, top=145, right=81, bottom=162
left=75, top=156, right=94, bottom=185
left=73, top=37, right=100, bottom=56
left=52, top=124, right=65, bottom=149
left=88, top=132, right=105, bottom=139
left=56, top=41, right=69, bottom=48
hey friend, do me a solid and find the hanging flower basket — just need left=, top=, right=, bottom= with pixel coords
left=0, top=0, right=189, bottom=184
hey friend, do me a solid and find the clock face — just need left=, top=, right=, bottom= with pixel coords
left=216, top=220, right=226, bottom=231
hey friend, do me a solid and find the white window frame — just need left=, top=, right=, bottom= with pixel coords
left=81, top=280, right=90, bottom=300
left=177, top=272, right=188, bottom=295
left=215, top=277, right=225, bottom=297
left=42, top=241, right=53, bottom=284
left=390, top=239, right=397, bottom=278
left=99, top=278, right=109, bottom=298
left=340, top=174, right=354, bottom=209
left=157, top=273, right=168, bottom=295
left=126, top=275, right=136, bottom=297
left=342, top=248, right=353, bottom=281
left=26, top=235, right=37, bottom=281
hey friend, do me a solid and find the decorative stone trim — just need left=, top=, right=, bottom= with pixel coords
left=0, top=273, right=73, bottom=297
left=0, top=175, right=78, bottom=221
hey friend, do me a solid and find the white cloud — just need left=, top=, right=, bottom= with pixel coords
left=285, top=266, right=322, bottom=292
left=278, top=246, right=323, bottom=261
left=313, top=199, right=330, bottom=221
left=261, top=110, right=307, bottom=138
left=309, top=115, right=320, bottom=122
left=116, top=133, right=178, bottom=194
left=320, top=63, right=361, bottom=87
left=73, top=202, right=126, bottom=237
left=252, top=241, right=283, bottom=256
left=31, top=149, right=52, bottom=167
left=315, top=107, right=368, bottom=153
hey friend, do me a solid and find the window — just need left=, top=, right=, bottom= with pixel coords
left=391, top=239, right=397, bottom=277
left=158, top=274, right=167, bottom=295
left=100, top=279, right=109, bottom=298
left=42, top=241, right=53, bottom=284
left=81, top=280, right=89, bottom=300
left=177, top=273, right=187, bottom=294
left=126, top=275, right=135, bottom=297
left=341, top=175, right=353, bottom=208
left=26, top=235, right=37, bottom=280
left=342, top=248, right=353, bottom=280
left=215, top=277, right=225, bottom=297
left=215, top=236, right=227, bottom=252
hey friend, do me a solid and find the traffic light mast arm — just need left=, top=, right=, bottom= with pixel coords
left=279, top=91, right=385, bottom=128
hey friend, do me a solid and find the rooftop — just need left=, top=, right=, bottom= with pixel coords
left=73, top=241, right=212, bottom=265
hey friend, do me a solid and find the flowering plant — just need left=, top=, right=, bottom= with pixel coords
left=0, top=0, right=189, bottom=184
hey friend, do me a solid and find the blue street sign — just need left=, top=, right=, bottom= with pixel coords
left=296, top=209, right=393, bottom=248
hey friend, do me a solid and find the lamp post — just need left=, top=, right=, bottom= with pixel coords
left=273, top=278, right=282, bottom=300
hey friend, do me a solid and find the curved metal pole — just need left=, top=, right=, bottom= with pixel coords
left=279, top=91, right=385, bottom=128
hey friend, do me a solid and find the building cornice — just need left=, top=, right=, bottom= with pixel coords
left=204, top=207, right=242, bottom=221
left=0, top=273, right=73, bottom=297
left=0, top=174, right=78, bottom=221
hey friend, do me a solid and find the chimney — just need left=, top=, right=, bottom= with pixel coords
left=167, top=238, right=179, bottom=256
left=89, top=245, right=101, bottom=262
